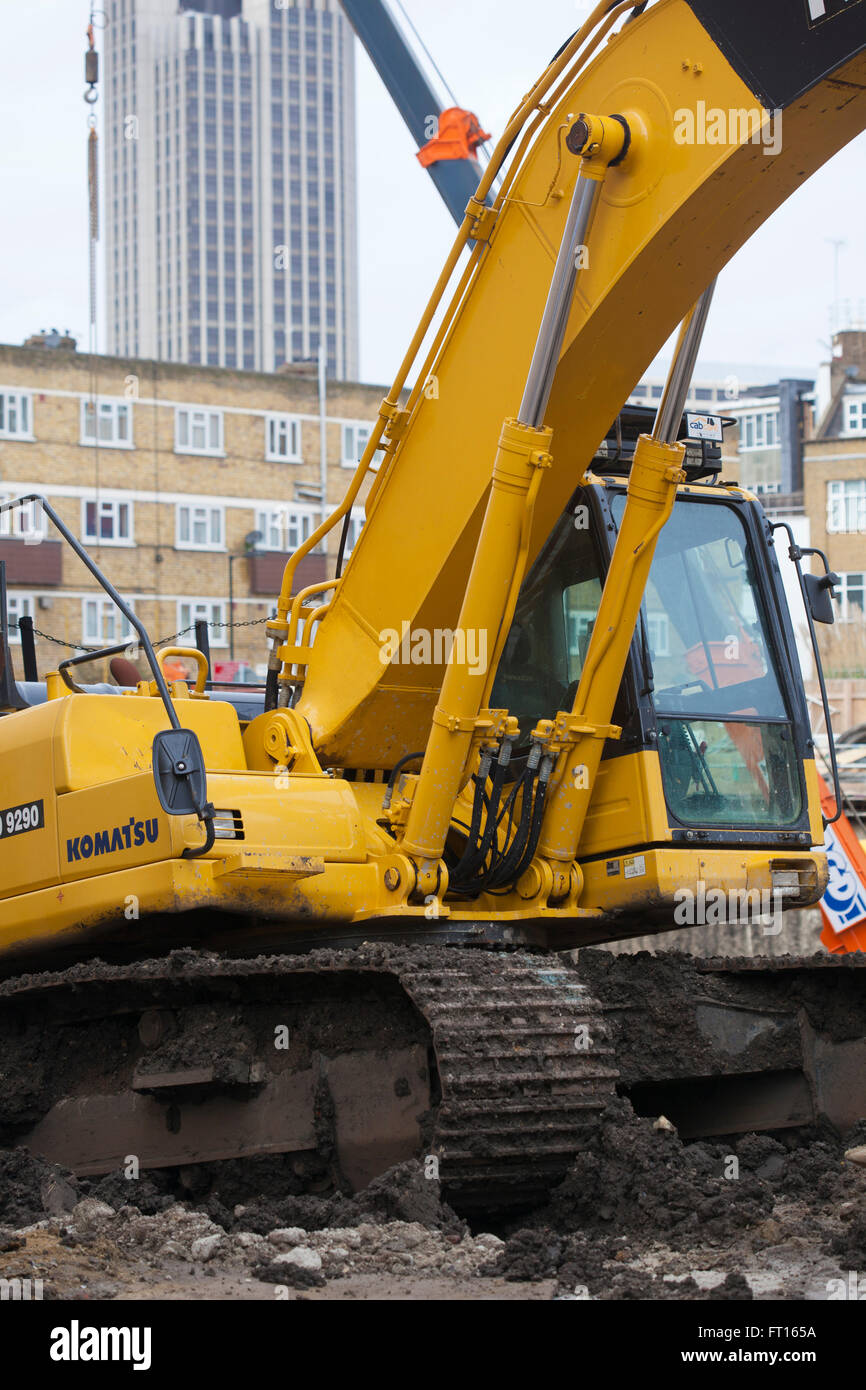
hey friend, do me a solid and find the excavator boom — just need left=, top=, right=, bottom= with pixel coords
left=283, top=0, right=866, bottom=771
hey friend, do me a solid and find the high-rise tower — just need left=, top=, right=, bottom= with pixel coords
left=103, top=0, right=358, bottom=378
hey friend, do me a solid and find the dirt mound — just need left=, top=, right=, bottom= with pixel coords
left=485, top=1097, right=776, bottom=1287
left=0, top=1148, right=79, bottom=1227
left=211, top=1159, right=462, bottom=1237
left=537, top=1099, right=772, bottom=1240
left=830, top=1213, right=866, bottom=1266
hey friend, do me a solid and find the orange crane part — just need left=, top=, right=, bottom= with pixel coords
left=417, top=107, right=490, bottom=168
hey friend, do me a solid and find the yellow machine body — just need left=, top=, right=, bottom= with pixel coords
left=0, top=0, right=863, bottom=962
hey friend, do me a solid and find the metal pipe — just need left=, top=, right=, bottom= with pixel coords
left=652, top=280, right=717, bottom=444
left=228, top=554, right=235, bottom=661
left=519, top=174, right=604, bottom=428
left=319, top=341, right=328, bottom=552
left=0, top=493, right=181, bottom=730
left=18, top=614, right=38, bottom=682
left=194, top=618, right=211, bottom=681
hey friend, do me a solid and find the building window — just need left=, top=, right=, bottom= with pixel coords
left=844, top=398, right=866, bottom=436
left=6, top=593, right=34, bottom=644
left=82, top=497, right=133, bottom=545
left=265, top=414, right=302, bottom=463
left=738, top=409, right=779, bottom=452
left=177, top=599, right=227, bottom=648
left=833, top=572, right=865, bottom=623
left=0, top=494, right=46, bottom=540
left=827, top=480, right=866, bottom=534
left=341, top=421, right=373, bottom=468
left=0, top=391, right=33, bottom=440
left=176, top=503, right=224, bottom=550
left=343, top=508, right=365, bottom=559
left=82, top=597, right=136, bottom=646
left=81, top=398, right=133, bottom=448
left=175, top=406, right=224, bottom=455
left=646, top=613, right=670, bottom=657
left=255, top=506, right=314, bottom=552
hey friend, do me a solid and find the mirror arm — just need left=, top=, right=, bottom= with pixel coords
left=770, top=521, right=842, bottom=826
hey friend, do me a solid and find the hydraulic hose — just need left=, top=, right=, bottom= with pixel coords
left=485, top=743, right=543, bottom=889
left=450, top=738, right=513, bottom=887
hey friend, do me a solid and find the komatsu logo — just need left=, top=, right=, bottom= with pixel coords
left=67, top=816, right=159, bottom=862
left=806, top=0, right=863, bottom=27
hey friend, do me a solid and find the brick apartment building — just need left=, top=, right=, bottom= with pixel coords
left=0, top=336, right=385, bottom=682
left=803, top=330, right=866, bottom=627
left=710, top=330, right=866, bottom=717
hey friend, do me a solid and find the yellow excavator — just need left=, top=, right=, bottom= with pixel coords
left=1, top=0, right=865, bottom=1211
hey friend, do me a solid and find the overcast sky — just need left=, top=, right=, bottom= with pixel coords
left=0, top=0, right=864, bottom=386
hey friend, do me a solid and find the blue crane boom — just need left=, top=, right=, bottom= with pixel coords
left=339, top=0, right=487, bottom=225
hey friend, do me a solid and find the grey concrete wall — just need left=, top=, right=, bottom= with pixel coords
left=605, top=908, right=827, bottom=958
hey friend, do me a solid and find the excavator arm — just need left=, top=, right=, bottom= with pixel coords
left=270, top=0, right=865, bottom=798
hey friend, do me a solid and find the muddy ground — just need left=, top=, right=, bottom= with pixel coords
left=1, top=942, right=864, bottom=1302
left=1, top=1099, right=864, bottom=1301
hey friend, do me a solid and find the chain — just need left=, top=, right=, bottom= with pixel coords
left=30, top=613, right=275, bottom=655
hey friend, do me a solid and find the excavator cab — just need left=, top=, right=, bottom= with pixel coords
left=490, top=407, right=827, bottom=927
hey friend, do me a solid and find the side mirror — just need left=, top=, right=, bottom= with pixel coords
left=152, top=728, right=209, bottom=816
left=803, top=570, right=839, bottom=626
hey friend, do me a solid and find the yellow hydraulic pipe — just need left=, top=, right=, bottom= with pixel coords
left=271, top=0, right=638, bottom=637
left=399, top=418, right=552, bottom=864
left=535, top=432, right=685, bottom=877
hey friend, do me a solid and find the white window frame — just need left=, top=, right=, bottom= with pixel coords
left=80, top=397, right=134, bottom=449
left=827, top=479, right=866, bottom=535
left=0, top=389, right=34, bottom=441
left=176, top=502, right=225, bottom=550
left=737, top=408, right=779, bottom=453
left=254, top=505, right=315, bottom=553
left=265, top=413, right=303, bottom=463
left=175, top=406, right=224, bottom=457
left=646, top=613, right=671, bottom=657
left=177, top=599, right=228, bottom=649
left=6, top=592, right=35, bottom=644
left=81, top=496, right=134, bottom=546
left=343, top=506, right=366, bottom=560
left=844, top=398, right=866, bottom=437
left=833, top=572, right=865, bottom=623
left=82, top=597, right=136, bottom=646
left=341, top=421, right=373, bottom=468
left=0, top=493, right=47, bottom=541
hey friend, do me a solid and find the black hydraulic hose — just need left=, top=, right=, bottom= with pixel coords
left=506, top=754, right=555, bottom=889
left=450, top=739, right=513, bottom=886
left=458, top=749, right=510, bottom=881
left=485, top=745, right=543, bottom=889
left=483, top=774, right=533, bottom=889
left=265, top=666, right=279, bottom=712
left=335, top=509, right=352, bottom=581
left=449, top=748, right=494, bottom=872
left=382, top=750, right=426, bottom=812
